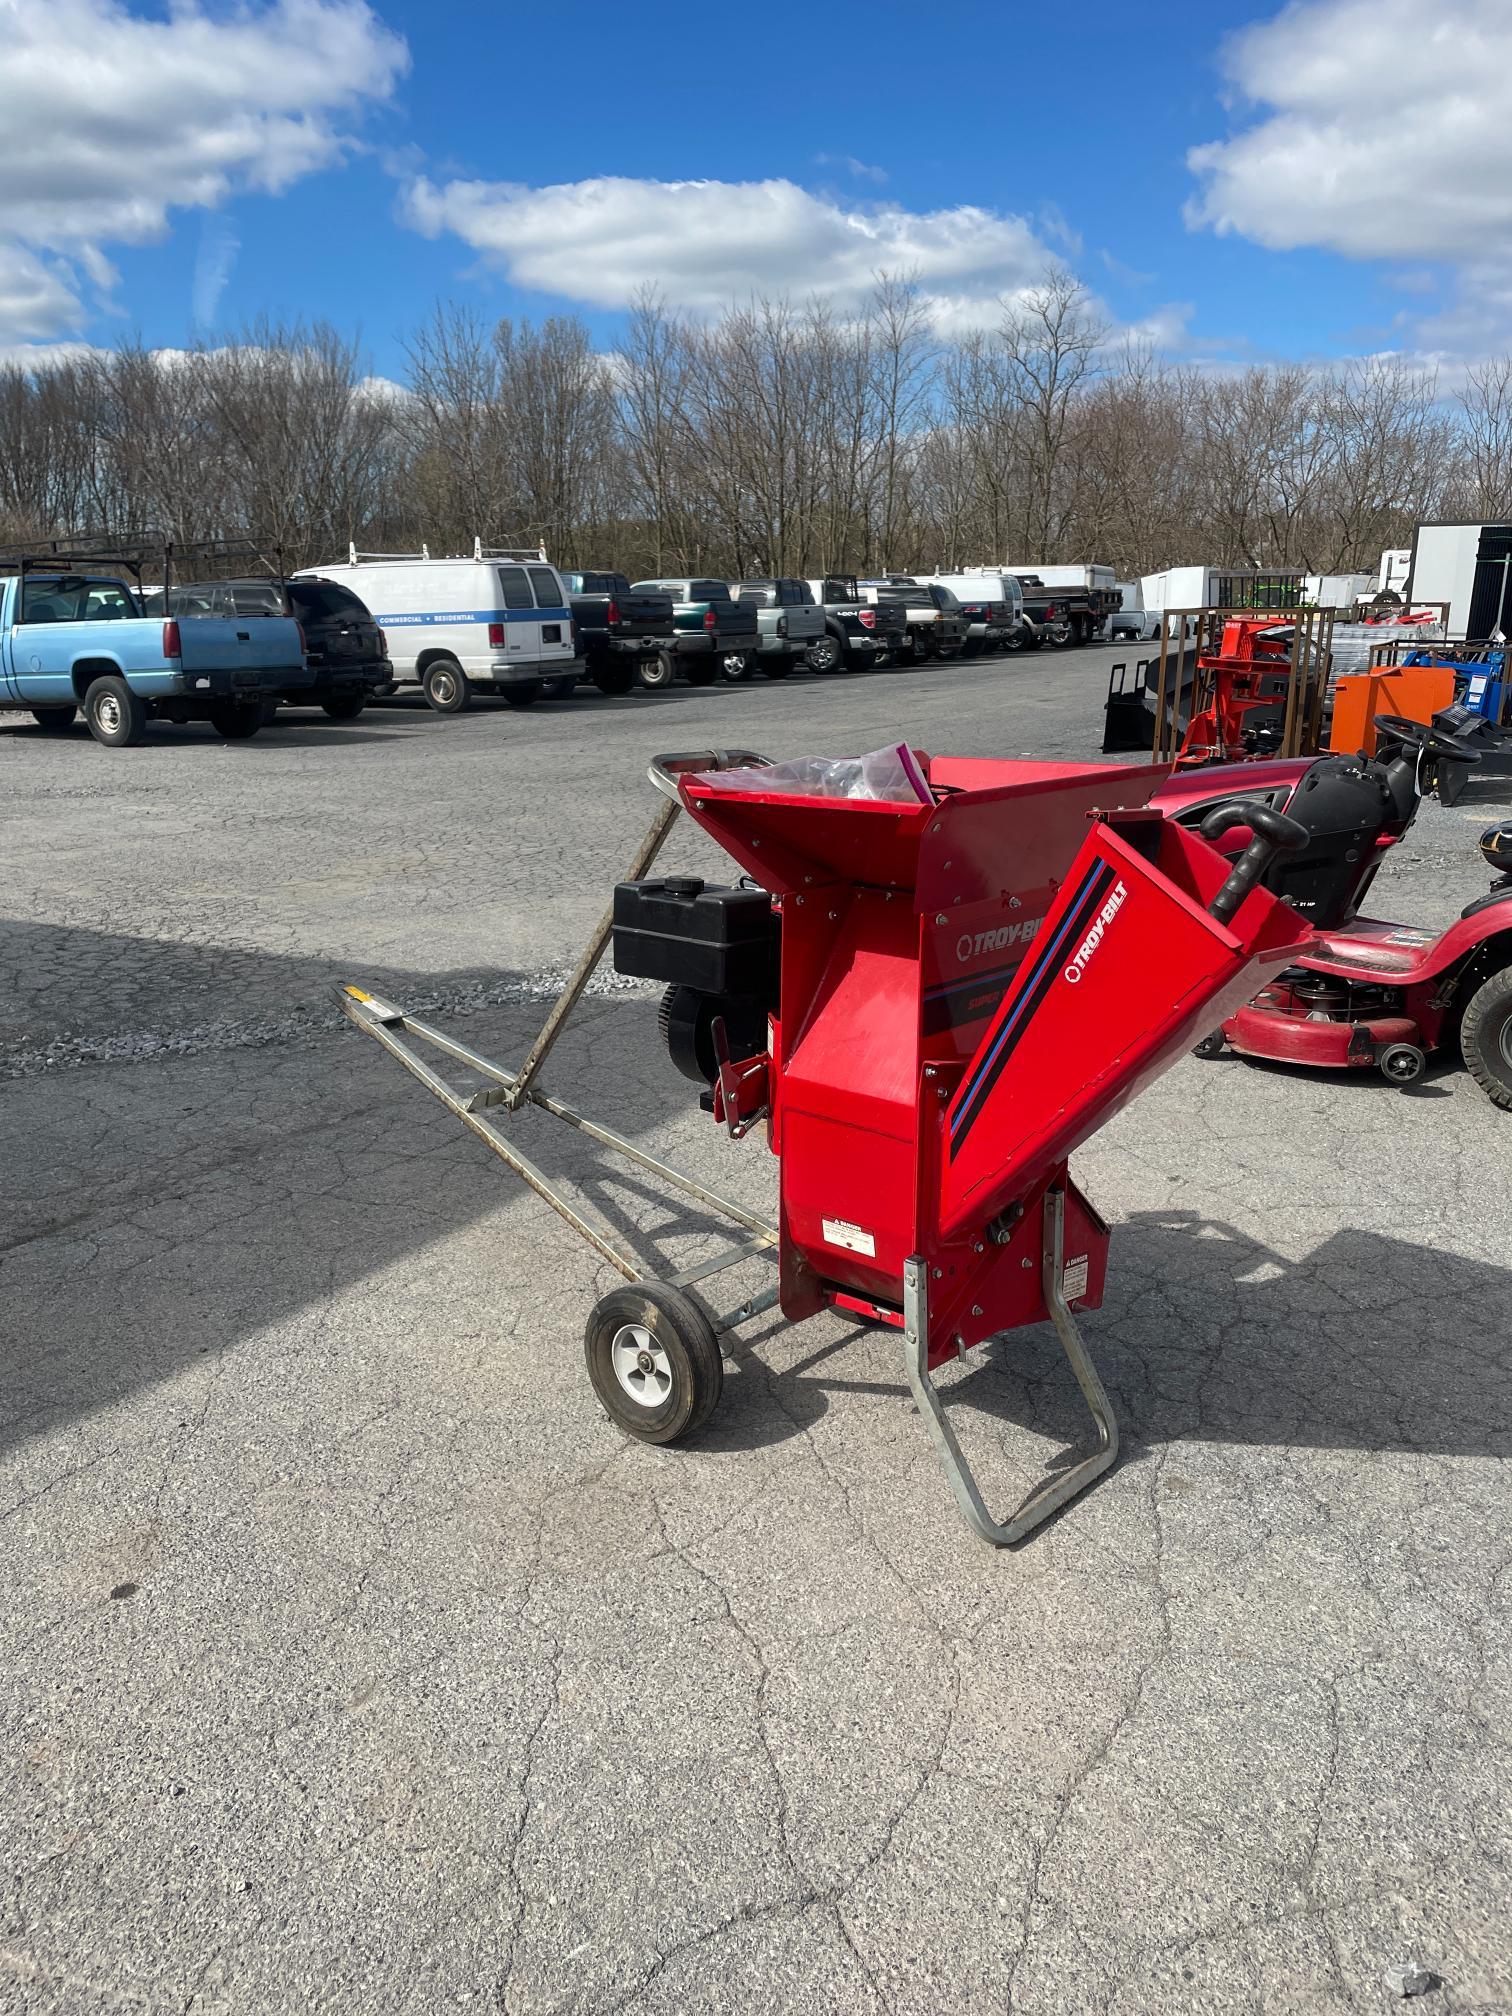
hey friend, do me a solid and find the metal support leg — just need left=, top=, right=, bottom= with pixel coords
left=504, top=792, right=681, bottom=1109
left=902, top=1187, right=1120, bottom=1547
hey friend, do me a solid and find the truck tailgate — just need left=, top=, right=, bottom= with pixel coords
left=177, top=615, right=304, bottom=674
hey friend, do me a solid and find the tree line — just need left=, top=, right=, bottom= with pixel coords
left=3, top=275, right=1511, bottom=584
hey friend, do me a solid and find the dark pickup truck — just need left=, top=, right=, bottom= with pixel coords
left=1015, top=575, right=1085, bottom=650
left=147, top=574, right=388, bottom=717
left=806, top=575, right=909, bottom=671
left=559, top=570, right=676, bottom=695
left=630, top=577, right=761, bottom=684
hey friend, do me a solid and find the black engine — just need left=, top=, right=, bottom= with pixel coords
left=611, top=875, right=779, bottom=1084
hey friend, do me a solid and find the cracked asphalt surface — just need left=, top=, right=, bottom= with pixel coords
left=3, top=648, right=1511, bottom=2015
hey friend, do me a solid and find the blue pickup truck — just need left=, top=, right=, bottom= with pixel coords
left=1, top=563, right=309, bottom=746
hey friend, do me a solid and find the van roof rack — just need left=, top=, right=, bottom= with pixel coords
left=348, top=544, right=432, bottom=564
left=473, top=538, right=549, bottom=562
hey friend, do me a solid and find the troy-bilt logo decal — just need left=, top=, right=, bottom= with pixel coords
left=955, top=916, right=1044, bottom=963
left=948, top=861, right=1119, bottom=1157
left=1062, top=880, right=1128, bottom=985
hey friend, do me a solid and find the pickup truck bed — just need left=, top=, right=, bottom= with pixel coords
left=631, top=578, right=761, bottom=685
left=562, top=571, right=676, bottom=694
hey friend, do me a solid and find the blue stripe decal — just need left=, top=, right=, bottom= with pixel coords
left=373, top=607, right=571, bottom=627
left=949, top=861, right=1106, bottom=1136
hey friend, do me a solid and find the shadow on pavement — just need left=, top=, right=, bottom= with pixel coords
left=5, top=914, right=1509, bottom=1482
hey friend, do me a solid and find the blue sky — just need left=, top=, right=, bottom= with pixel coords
left=5, top=0, right=1503, bottom=373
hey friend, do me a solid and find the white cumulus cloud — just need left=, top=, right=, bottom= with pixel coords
left=1187, top=0, right=1512, bottom=355
left=400, top=173, right=1066, bottom=325
left=0, top=0, right=409, bottom=342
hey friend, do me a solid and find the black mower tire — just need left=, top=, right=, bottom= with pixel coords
left=31, top=705, right=77, bottom=732
left=585, top=1281, right=724, bottom=1444
left=423, top=658, right=471, bottom=713
left=84, top=676, right=147, bottom=748
left=1460, top=965, right=1512, bottom=1110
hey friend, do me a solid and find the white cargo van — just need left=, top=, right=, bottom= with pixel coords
left=295, top=542, right=584, bottom=712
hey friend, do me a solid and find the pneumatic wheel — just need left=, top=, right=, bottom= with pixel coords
left=31, top=705, right=77, bottom=732
left=761, top=655, right=793, bottom=680
left=719, top=650, right=755, bottom=683
left=637, top=651, right=677, bottom=691
left=585, top=1282, right=724, bottom=1444
left=805, top=633, right=843, bottom=674
left=684, top=659, right=718, bottom=687
left=1192, top=1029, right=1227, bottom=1060
left=593, top=663, right=636, bottom=696
left=503, top=682, right=542, bottom=708
left=84, top=676, right=147, bottom=747
left=208, top=701, right=263, bottom=739
left=543, top=677, right=578, bottom=701
left=423, top=658, right=471, bottom=713
left=1460, top=967, right=1512, bottom=1109
left=322, top=696, right=365, bottom=720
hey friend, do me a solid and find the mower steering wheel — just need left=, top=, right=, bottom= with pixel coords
left=1373, top=713, right=1481, bottom=767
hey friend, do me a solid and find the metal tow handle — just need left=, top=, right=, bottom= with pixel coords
left=1199, top=800, right=1309, bottom=925
left=647, top=749, right=772, bottom=803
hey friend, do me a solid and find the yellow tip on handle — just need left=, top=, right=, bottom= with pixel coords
left=344, top=986, right=373, bottom=1002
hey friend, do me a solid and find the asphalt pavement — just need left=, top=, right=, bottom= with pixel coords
left=3, top=646, right=1511, bottom=2014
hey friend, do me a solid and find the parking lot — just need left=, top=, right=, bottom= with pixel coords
left=4, top=645, right=1511, bottom=2015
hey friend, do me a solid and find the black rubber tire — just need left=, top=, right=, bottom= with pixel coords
left=208, top=701, right=263, bottom=740
left=83, top=676, right=147, bottom=748
left=321, top=697, right=365, bottom=720
left=936, top=642, right=964, bottom=661
left=1192, top=1029, right=1227, bottom=1060
left=585, top=1281, right=724, bottom=1445
left=719, top=650, right=755, bottom=683
left=31, top=705, right=77, bottom=732
left=503, top=683, right=542, bottom=709
left=910, top=636, right=935, bottom=663
left=592, top=663, right=636, bottom=696
left=637, top=650, right=677, bottom=691
left=761, top=655, right=793, bottom=680
left=543, top=677, right=578, bottom=701
left=423, top=659, right=471, bottom=713
left=1020, top=629, right=1043, bottom=652
left=806, top=633, right=844, bottom=674
left=1460, top=966, right=1512, bottom=1110
left=684, top=658, right=718, bottom=688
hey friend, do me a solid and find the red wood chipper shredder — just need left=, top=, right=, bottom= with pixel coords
left=340, top=748, right=1308, bottom=1547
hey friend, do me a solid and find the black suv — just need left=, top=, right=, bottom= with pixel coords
left=147, top=576, right=389, bottom=719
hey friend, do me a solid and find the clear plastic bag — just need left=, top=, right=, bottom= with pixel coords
left=699, top=743, right=933, bottom=805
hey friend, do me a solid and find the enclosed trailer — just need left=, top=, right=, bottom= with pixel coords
left=1405, top=523, right=1512, bottom=637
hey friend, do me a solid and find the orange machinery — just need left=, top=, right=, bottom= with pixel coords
left=1329, top=664, right=1457, bottom=755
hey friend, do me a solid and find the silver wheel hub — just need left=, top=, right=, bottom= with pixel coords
left=610, top=1322, right=673, bottom=1408
left=1500, top=1020, right=1512, bottom=1069
left=97, top=693, right=120, bottom=732
left=433, top=672, right=454, bottom=701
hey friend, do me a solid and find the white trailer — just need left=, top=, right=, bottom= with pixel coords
left=1405, top=522, right=1512, bottom=636
left=1139, top=566, right=1221, bottom=613
left=1378, top=548, right=1411, bottom=596
left=1304, top=572, right=1375, bottom=610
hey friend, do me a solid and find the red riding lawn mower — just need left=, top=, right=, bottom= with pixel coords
left=1154, top=713, right=1512, bottom=1103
